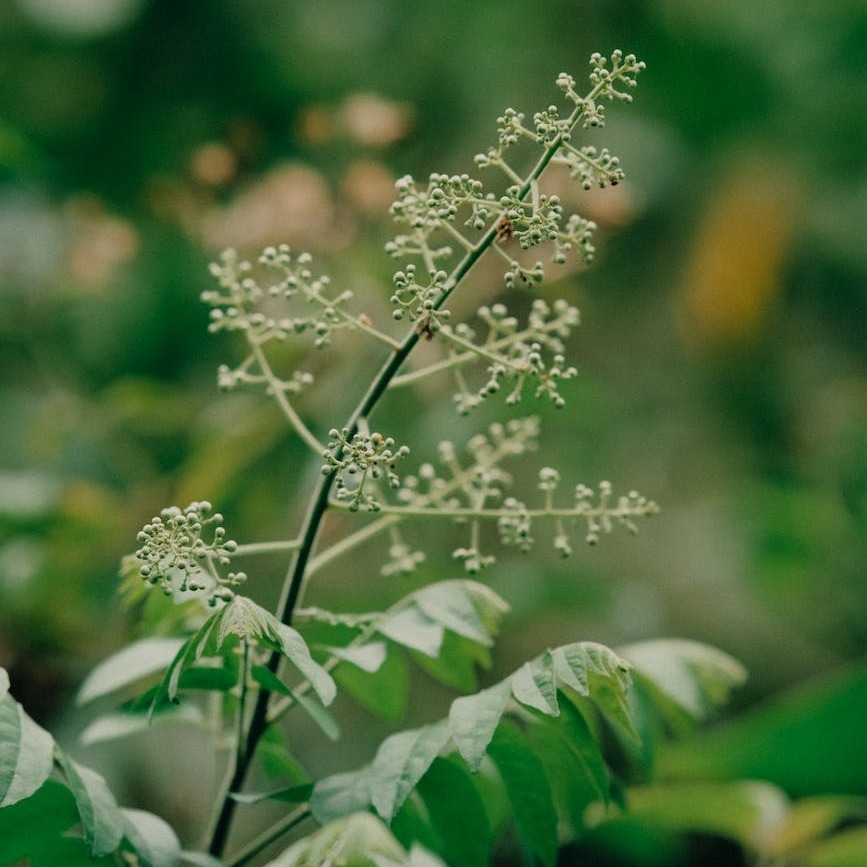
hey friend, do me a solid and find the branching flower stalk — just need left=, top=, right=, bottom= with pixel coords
left=186, top=51, right=651, bottom=858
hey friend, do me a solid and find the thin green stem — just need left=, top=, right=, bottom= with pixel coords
left=233, top=539, right=303, bottom=556
left=223, top=806, right=312, bottom=867
left=250, top=342, right=325, bottom=455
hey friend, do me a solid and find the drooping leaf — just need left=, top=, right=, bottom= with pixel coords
left=619, top=638, right=747, bottom=722
left=334, top=643, right=409, bottom=722
left=329, top=642, right=388, bottom=673
left=448, top=680, right=512, bottom=772
left=289, top=688, right=341, bottom=742
left=530, top=695, right=610, bottom=812
left=369, top=722, right=451, bottom=823
left=263, top=812, right=407, bottom=867
left=511, top=653, right=559, bottom=716
left=80, top=702, right=203, bottom=746
left=56, top=752, right=125, bottom=857
left=122, top=808, right=182, bottom=867
left=0, top=691, right=54, bottom=807
left=410, top=631, right=492, bottom=693
left=378, top=607, right=444, bottom=658
left=487, top=721, right=558, bottom=867
left=76, top=638, right=185, bottom=705
left=417, top=756, right=493, bottom=867
left=412, top=580, right=506, bottom=647
left=310, top=770, right=375, bottom=826
left=0, top=779, right=115, bottom=866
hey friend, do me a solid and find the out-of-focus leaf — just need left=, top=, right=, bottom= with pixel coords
left=230, top=783, right=313, bottom=804
left=0, top=691, right=54, bottom=807
left=329, top=642, right=388, bottom=673
left=76, top=638, right=185, bottom=704
left=765, top=796, right=867, bottom=858
left=417, top=756, right=493, bottom=867
left=662, top=664, right=867, bottom=796
left=410, top=631, right=491, bottom=693
left=412, top=580, right=506, bottom=646
left=334, top=643, right=409, bottom=722
left=488, top=721, right=558, bottom=867
left=80, top=702, right=203, bottom=746
left=178, top=665, right=237, bottom=692
left=122, top=808, right=181, bottom=867
left=802, top=826, right=867, bottom=867
left=616, top=780, right=790, bottom=850
left=0, top=780, right=115, bottom=866
left=369, top=722, right=450, bottom=823
left=449, top=680, right=512, bottom=772
left=257, top=725, right=309, bottom=783
left=0, top=667, right=9, bottom=700
left=619, top=638, right=747, bottom=722
left=378, top=607, right=444, bottom=658
left=56, top=752, right=125, bottom=857
left=263, top=812, right=407, bottom=867
left=310, top=770, right=375, bottom=826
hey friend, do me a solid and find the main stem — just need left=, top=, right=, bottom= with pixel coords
left=205, top=123, right=573, bottom=859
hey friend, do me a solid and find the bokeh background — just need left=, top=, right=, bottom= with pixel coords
left=1, top=0, right=865, bottom=860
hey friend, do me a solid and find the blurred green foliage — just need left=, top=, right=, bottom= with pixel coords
left=1, top=0, right=865, bottom=861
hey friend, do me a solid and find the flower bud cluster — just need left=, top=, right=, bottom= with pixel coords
left=555, top=145, right=624, bottom=191
left=574, top=482, right=659, bottom=544
left=322, top=429, right=410, bottom=512
left=497, top=497, right=534, bottom=552
left=380, top=542, right=426, bottom=577
left=134, top=501, right=244, bottom=604
left=390, top=264, right=451, bottom=332
left=441, top=299, right=580, bottom=413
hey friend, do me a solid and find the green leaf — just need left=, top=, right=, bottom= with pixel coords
left=618, top=638, right=747, bottom=721
left=335, top=643, right=409, bottom=722
left=413, top=580, right=505, bottom=646
left=57, top=752, right=125, bottom=857
left=310, top=770, right=375, bottom=826
left=290, top=688, right=341, bottom=742
left=410, top=631, right=491, bottom=693
left=76, top=638, right=185, bottom=704
left=178, top=665, right=237, bottom=692
left=417, top=756, right=493, bottom=867
left=448, top=679, right=512, bottom=772
left=257, top=724, right=310, bottom=783
left=621, top=780, right=790, bottom=850
left=511, top=653, right=559, bottom=716
left=329, top=642, right=388, bottom=673
left=488, top=721, right=558, bottom=867
left=154, top=611, right=223, bottom=709
left=802, top=826, right=867, bottom=867
left=379, top=607, right=444, bottom=658
left=535, top=695, right=610, bottom=807
left=80, top=702, right=204, bottom=746
left=0, top=667, right=9, bottom=700
left=122, top=808, right=181, bottom=867
left=0, top=779, right=116, bottom=866
left=369, top=722, right=450, bottom=823
left=264, top=812, right=407, bottom=867
left=0, top=692, right=54, bottom=807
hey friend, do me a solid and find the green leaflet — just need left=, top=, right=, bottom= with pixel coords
left=0, top=691, right=54, bottom=808
left=488, top=721, right=559, bottom=867
left=618, top=638, right=747, bottom=722
left=0, top=780, right=115, bottom=867
left=76, top=637, right=185, bottom=705
left=334, top=641, right=410, bottom=722
left=449, top=680, right=513, bottom=772
left=369, top=722, right=451, bottom=823
left=122, top=808, right=182, bottom=867
left=378, top=606, right=444, bottom=657
left=416, top=756, right=493, bottom=867
left=511, top=653, right=559, bottom=715
left=56, top=752, right=126, bottom=858
left=412, top=580, right=507, bottom=647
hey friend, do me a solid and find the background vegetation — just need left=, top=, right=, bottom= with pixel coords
left=1, top=0, right=865, bottom=863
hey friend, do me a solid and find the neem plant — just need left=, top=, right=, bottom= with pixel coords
left=0, top=52, right=747, bottom=867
